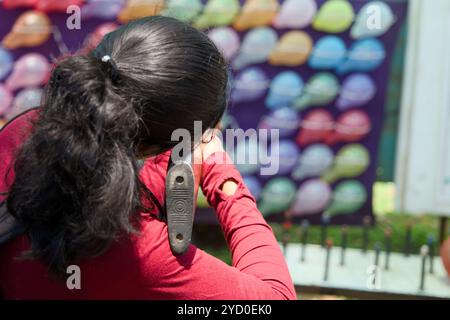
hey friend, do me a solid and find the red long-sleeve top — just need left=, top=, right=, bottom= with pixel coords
left=0, top=110, right=296, bottom=300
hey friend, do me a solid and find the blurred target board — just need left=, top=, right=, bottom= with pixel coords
left=197, top=0, right=408, bottom=226
left=0, top=0, right=408, bottom=225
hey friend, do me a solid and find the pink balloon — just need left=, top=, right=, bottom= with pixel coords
left=296, top=109, right=334, bottom=147
left=5, top=53, right=50, bottom=91
left=273, top=0, right=317, bottom=29
left=325, top=110, right=371, bottom=145
left=6, top=87, right=42, bottom=120
left=291, top=179, right=331, bottom=216
left=0, top=84, right=13, bottom=116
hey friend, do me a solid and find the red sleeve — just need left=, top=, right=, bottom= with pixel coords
left=141, top=151, right=296, bottom=300
left=0, top=109, right=38, bottom=201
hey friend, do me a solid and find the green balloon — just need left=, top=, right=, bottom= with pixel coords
left=194, top=0, right=240, bottom=30
left=321, top=144, right=369, bottom=184
left=312, top=0, right=355, bottom=34
left=293, top=72, right=340, bottom=110
left=258, top=178, right=296, bottom=217
left=325, top=180, right=367, bottom=217
left=351, top=1, right=396, bottom=39
left=162, top=0, right=203, bottom=22
left=197, top=187, right=209, bottom=208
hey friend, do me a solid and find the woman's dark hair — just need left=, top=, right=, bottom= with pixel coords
left=6, top=16, right=228, bottom=278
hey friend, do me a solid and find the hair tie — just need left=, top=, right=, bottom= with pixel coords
left=101, top=55, right=119, bottom=82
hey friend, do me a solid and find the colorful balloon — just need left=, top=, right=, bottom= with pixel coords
left=2, top=0, right=37, bottom=9
left=35, top=0, right=84, bottom=12
left=244, top=176, right=262, bottom=200
left=0, top=47, right=13, bottom=81
left=267, top=140, right=300, bottom=175
left=118, top=0, right=164, bottom=23
left=325, top=180, right=367, bottom=217
left=321, top=144, right=370, bottom=183
left=5, top=53, right=50, bottom=91
left=351, top=1, right=396, bottom=39
left=336, top=39, right=386, bottom=74
left=259, top=178, right=296, bottom=217
left=81, top=0, right=124, bottom=20
left=0, top=85, right=13, bottom=116
left=82, top=23, right=120, bottom=52
left=441, top=237, right=450, bottom=278
left=325, top=110, right=371, bottom=145
left=208, top=27, right=240, bottom=61
left=269, top=31, right=313, bottom=67
left=232, top=27, right=278, bottom=70
left=296, top=109, right=334, bottom=147
left=6, top=87, right=43, bottom=120
left=161, top=0, right=202, bottom=22
left=2, top=11, right=52, bottom=49
left=231, top=67, right=269, bottom=103
left=293, top=72, right=340, bottom=111
left=0, top=119, right=6, bottom=130
left=292, top=144, right=334, bottom=180
left=265, top=71, right=303, bottom=109
left=313, top=0, right=355, bottom=33
left=233, top=0, right=279, bottom=31
left=258, top=107, right=300, bottom=138
left=291, top=179, right=332, bottom=216
left=232, top=138, right=264, bottom=175
left=194, top=0, right=240, bottom=30
left=197, top=187, right=210, bottom=208
left=337, top=73, right=376, bottom=110
left=308, top=36, right=347, bottom=70
left=273, top=0, right=317, bottom=29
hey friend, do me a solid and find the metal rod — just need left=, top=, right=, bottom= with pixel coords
left=419, top=245, right=429, bottom=292
left=323, top=239, right=333, bottom=282
left=340, top=225, right=348, bottom=266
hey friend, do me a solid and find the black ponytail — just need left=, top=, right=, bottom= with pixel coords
left=7, top=55, right=147, bottom=277
left=6, top=16, right=228, bottom=278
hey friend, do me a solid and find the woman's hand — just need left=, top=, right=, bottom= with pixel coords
left=201, top=133, right=225, bottom=161
left=200, top=132, right=238, bottom=197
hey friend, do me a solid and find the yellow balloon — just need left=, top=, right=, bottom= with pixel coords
left=269, top=31, right=313, bottom=67
left=233, top=0, right=279, bottom=31
left=194, top=0, right=240, bottom=30
left=313, top=0, right=355, bottom=34
left=118, top=0, right=165, bottom=23
left=2, top=11, right=52, bottom=50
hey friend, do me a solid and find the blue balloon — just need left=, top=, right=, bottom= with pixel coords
left=233, top=138, right=264, bottom=175
left=336, top=38, right=386, bottom=74
left=243, top=176, right=262, bottom=200
left=0, top=47, right=13, bottom=81
left=265, top=140, right=300, bottom=175
left=308, top=36, right=346, bottom=70
left=81, top=0, right=124, bottom=20
left=265, top=71, right=303, bottom=109
left=231, top=67, right=269, bottom=103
